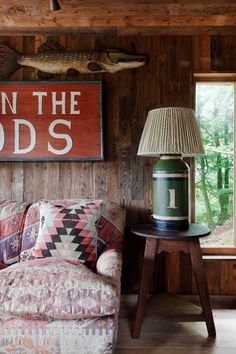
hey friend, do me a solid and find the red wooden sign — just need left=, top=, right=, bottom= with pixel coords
left=0, top=81, right=103, bottom=161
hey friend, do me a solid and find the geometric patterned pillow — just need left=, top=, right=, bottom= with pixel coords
left=30, top=200, right=105, bottom=269
left=20, top=199, right=91, bottom=262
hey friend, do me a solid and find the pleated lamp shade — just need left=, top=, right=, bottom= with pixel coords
left=138, top=107, right=204, bottom=157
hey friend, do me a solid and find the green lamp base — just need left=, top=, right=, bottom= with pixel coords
left=152, top=154, right=190, bottom=231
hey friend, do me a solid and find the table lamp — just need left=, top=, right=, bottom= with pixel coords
left=138, top=107, right=204, bottom=231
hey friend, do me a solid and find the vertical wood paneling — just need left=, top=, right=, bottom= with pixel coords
left=192, top=36, right=211, bottom=72
left=0, top=36, right=192, bottom=292
left=23, top=162, right=37, bottom=203
left=11, top=164, right=23, bottom=201
left=0, top=34, right=235, bottom=294
left=0, top=36, right=24, bottom=201
left=80, top=162, right=95, bottom=199
left=204, top=261, right=221, bottom=295
left=1, top=163, right=13, bottom=200
left=220, top=262, right=236, bottom=294
left=211, top=36, right=236, bottom=72
left=94, top=162, right=107, bottom=200
left=10, top=36, right=24, bottom=201
left=46, top=163, right=60, bottom=199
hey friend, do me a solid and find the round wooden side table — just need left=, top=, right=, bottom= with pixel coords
left=131, top=223, right=216, bottom=338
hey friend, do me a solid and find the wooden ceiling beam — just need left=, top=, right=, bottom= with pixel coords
left=1, top=1, right=236, bottom=35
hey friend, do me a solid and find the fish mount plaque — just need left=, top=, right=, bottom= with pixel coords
left=0, top=40, right=147, bottom=79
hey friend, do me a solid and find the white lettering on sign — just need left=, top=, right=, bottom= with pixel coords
left=52, top=92, right=66, bottom=115
left=13, top=119, right=36, bottom=154
left=0, top=82, right=101, bottom=159
left=1, top=92, right=17, bottom=114
left=70, top=92, right=81, bottom=114
left=1, top=91, right=82, bottom=115
left=167, top=189, right=178, bottom=209
left=48, top=119, right=73, bottom=155
left=32, top=92, right=47, bottom=115
left=0, top=123, right=4, bottom=151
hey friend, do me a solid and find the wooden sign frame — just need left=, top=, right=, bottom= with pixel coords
left=0, top=81, right=103, bottom=161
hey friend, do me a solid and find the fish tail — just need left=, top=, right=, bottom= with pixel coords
left=0, top=45, right=21, bottom=79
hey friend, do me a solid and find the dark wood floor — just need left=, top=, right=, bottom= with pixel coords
left=115, top=294, right=236, bottom=354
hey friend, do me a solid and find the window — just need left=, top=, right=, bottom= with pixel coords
left=195, top=81, right=235, bottom=248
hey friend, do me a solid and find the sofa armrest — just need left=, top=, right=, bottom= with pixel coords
left=96, top=248, right=122, bottom=289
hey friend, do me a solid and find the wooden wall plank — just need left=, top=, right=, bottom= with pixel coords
left=0, top=36, right=24, bottom=201
left=9, top=36, right=24, bottom=201
left=94, top=162, right=107, bottom=200
left=220, top=261, right=236, bottom=294
left=211, top=36, right=236, bottom=72
left=1, top=2, right=236, bottom=36
left=192, top=36, right=211, bottom=72
left=0, top=34, right=236, bottom=294
left=0, top=163, right=12, bottom=200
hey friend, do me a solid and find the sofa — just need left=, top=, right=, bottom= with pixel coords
left=0, top=199, right=126, bottom=354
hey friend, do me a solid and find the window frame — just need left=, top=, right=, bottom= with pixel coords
left=193, top=73, right=236, bottom=255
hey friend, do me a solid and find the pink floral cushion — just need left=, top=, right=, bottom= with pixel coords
left=0, top=258, right=119, bottom=321
left=29, top=200, right=104, bottom=269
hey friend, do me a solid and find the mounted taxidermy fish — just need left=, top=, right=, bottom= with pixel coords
left=0, top=40, right=147, bottom=79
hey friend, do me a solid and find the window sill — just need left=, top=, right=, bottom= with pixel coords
left=201, top=247, right=236, bottom=256
left=203, top=255, right=236, bottom=260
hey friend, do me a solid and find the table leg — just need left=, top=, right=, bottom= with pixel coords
left=132, top=237, right=157, bottom=338
left=189, top=238, right=216, bottom=337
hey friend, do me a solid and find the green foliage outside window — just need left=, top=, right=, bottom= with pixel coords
left=195, top=83, right=234, bottom=246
